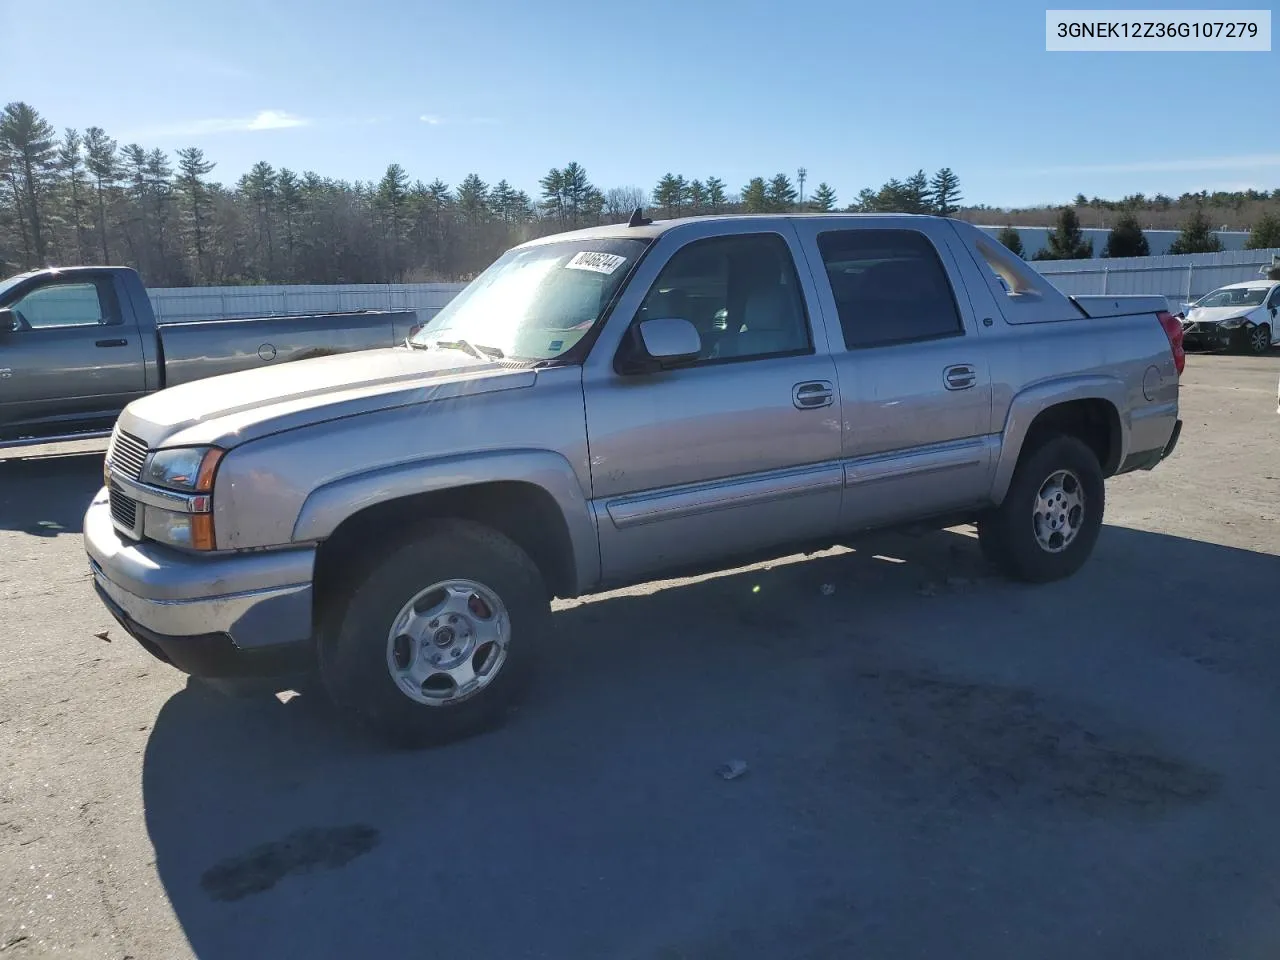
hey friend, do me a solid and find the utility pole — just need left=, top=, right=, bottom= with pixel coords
left=797, top=167, right=807, bottom=211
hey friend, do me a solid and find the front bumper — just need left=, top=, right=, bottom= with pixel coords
left=1182, top=323, right=1247, bottom=351
left=84, top=488, right=317, bottom=678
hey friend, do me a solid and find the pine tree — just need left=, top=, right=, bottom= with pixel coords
left=996, top=225, right=1025, bottom=257
left=903, top=169, right=932, bottom=214
left=766, top=173, right=797, bottom=212
left=176, top=147, right=215, bottom=280
left=875, top=179, right=909, bottom=212
left=1245, top=212, right=1280, bottom=250
left=686, top=179, right=706, bottom=213
left=853, top=187, right=879, bottom=212
left=1102, top=211, right=1149, bottom=258
left=0, top=102, right=57, bottom=265
left=57, top=128, right=90, bottom=262
left=377, top=163, right=410, bottom=280
left=145, top=149, right=175, bottom=282
left=1035, top=207, right=1093, bottom=260
left=810, top=182, right=837, bottom=212
left=653, top=173, right=685, bottom=218
left=277, top=168, right=301, bottom=277
left=539, top=167, right=566, bottom=226
left=83, top=126, right=118, bottom=263
left=740, top=177, right=768, bottom=213
left=1168, top=207, right=1223, bottom=254
left=243, top=161, right=278, bottom=276
left=455, top=173, right=489, bottom=226
left=704, top=177, right=727, bottom=213
left=930, top=167, right=962, bottom=215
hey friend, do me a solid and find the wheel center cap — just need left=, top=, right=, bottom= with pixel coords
left=433, top=626, right=457, bottom=648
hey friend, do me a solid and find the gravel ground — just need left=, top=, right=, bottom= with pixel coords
left=2, top=353, right=1279, bottom=960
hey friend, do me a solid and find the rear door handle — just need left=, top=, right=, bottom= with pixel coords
left=944, top=364, right=977, bottom=391
left=96, top=338, right=128, bottom=348
left=793, top=380, right=834, bottom=409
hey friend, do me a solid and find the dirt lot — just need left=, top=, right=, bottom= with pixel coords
left=2, top=354, right=1279, bottom=960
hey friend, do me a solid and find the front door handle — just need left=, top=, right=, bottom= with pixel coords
left=96, top=338, right=128, bottom=348
left=793, top=380, right=834, bottom=409
left=944, top=364, right=977, bottom=391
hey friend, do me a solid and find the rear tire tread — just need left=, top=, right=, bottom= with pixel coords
left=977, top=434, right=1105, bottom=584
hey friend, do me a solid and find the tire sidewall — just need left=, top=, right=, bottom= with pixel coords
left=318, top=520, right=550, bottom=747
left=1252, top=324, right=1272, bottom=355
left=994, top=436, right=1105, bottom=583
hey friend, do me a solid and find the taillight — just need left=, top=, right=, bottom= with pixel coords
left=1157, top=310, right=1185, bottom=376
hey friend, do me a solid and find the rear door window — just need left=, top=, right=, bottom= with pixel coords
left=816, top=229, right=965, bottom=350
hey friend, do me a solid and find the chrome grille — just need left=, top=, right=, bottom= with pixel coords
left=107, top=431, right=148, bottom=480
left=109, top=486, right=138, bottom=530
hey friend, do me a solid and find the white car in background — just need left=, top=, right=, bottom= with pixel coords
left=1178, top=280, right=1280, bottom=355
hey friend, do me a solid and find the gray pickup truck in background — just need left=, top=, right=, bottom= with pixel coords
left=0, top=266, right=419, bottom=447
left=84, top=212, right=1185, bottom=747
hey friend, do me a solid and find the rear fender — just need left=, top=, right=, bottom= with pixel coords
left=991, top=375, right=1130, bottom=504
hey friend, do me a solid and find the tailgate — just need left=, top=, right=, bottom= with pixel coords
left=1070, top=295, right=1170, bottom=319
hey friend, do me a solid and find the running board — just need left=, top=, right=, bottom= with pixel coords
left=0, top=429, right=112, bottom=450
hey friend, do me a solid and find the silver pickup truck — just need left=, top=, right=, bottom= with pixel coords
left=0, top=266, right=419, bottom=447
left=84, top=213, right=1185, bottom=746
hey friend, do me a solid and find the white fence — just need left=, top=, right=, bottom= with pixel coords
left=1032, top=248, right=1280, bottom=308
left=145, top=248, right=1280, bottom=326
left=147, top=283, right=467, bottom=324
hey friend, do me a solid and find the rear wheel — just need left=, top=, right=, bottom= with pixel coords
left=317, top=519, right=551, bottom=747
left=977, top=435, right=1105, bottom=584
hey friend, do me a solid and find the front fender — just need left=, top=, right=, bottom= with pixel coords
left=990, top=375, right=1130, bottom=505
left=291, top=448, right=600, bottom=593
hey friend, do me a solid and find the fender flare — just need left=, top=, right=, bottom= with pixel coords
left=292, top=448, right=600, bottom=594
left=990, top=375, right=1130, bottom=504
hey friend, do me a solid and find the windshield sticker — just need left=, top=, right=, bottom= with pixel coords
left=564, top=251, right=627, bottom=275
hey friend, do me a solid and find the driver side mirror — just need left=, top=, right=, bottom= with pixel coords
left=617, top=317, right=702, bottom=375
left=0, top=308, right=18, bottom=335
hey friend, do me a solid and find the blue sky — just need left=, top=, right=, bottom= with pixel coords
left=3, top=0, right=1275, bottom=208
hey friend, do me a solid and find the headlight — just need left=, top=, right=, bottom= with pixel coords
left=1218, top=317, right=1249, bottom=330
left=141, top=447, right=223, bottom=492
left=143, top=509, right=215, bottom=551
left=138, top=447, right=222, bottom=550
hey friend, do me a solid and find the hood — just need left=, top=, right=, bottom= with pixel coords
left=118, top=346, right=536, bottom=449
left=1185, top=304, right=1263, bottom=324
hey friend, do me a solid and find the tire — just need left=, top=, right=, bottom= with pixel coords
left=1249, top=323, right=1272, bottom=356
left=976, top=435, right=1105, bottom=584
left=317, top=518, right=552, bottom=748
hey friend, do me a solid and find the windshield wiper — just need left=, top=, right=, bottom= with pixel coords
left=433, top=338, right=504, bottom=360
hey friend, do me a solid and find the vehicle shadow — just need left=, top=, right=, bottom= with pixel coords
left=141, top=524, right=1280, bottom=960
left=0, top=451, right=103, bottom=536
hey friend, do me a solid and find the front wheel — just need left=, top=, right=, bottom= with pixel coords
left=977, top=435, right=1105, bottom=584
left=1248, top=323, right=1272, bottom=355
left=317, top=519, right=552, bottom=748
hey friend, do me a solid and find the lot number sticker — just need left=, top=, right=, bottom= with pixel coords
left=565, top=251, right=627, bottom=275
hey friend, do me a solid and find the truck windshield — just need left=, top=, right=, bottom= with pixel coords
left=0, top=271, right=37, bottom=303
left=410, top=237, right=649, bottom=361
left=1194, top=286, right=1269, bottom=308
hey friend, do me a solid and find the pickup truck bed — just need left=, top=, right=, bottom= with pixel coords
left=0, top=266, right=418, bottom=447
